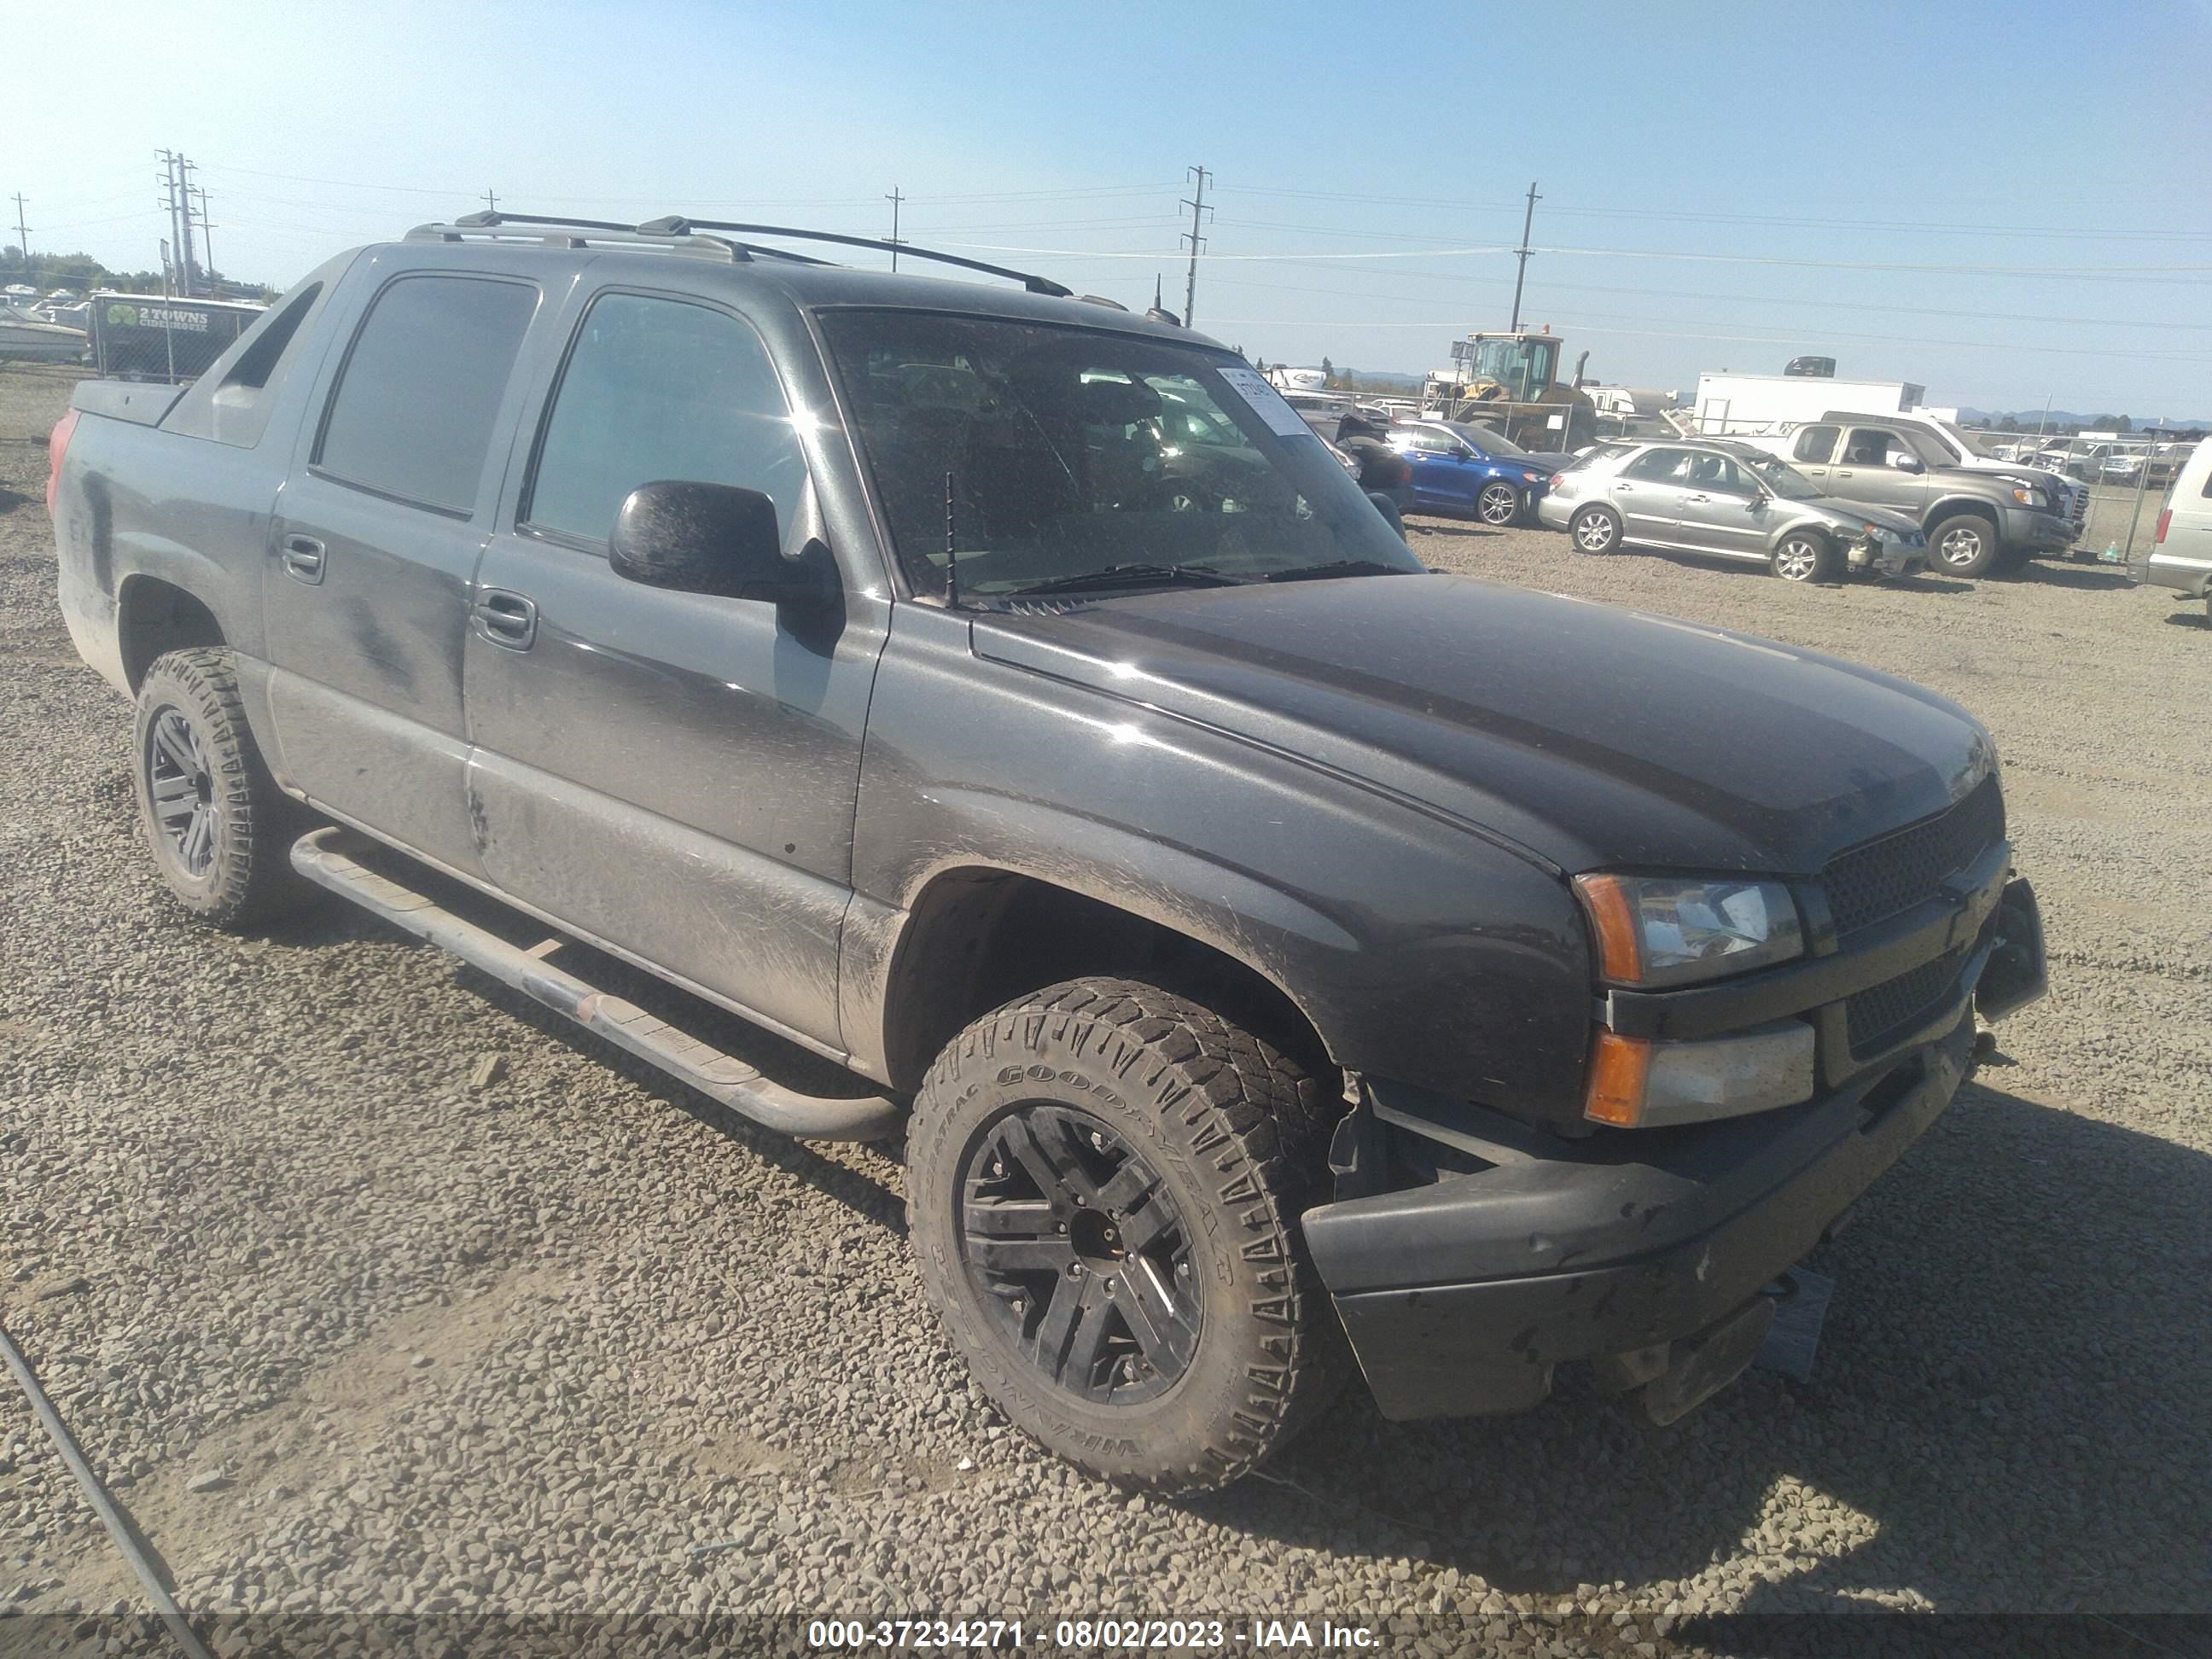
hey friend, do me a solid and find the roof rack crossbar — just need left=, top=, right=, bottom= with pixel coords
left=405, top=211, right=748, bottom=263
left=641, top=217, right=1073, bottom=297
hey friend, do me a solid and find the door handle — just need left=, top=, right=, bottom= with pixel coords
left=1615, top=482, right=1636, bottom=492
left=472, top=588, right=538, bottom=651
left=1836, top=469, right=1855, bottom=479
left=280, top=534, right=325, bottom=585
left=1685, top=493, right=1712, bottom=504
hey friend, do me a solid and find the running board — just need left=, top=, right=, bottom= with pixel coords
left=289, top=827, right=905, bottom=1143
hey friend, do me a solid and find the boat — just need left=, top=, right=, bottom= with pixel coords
left=0, top=305, right=89, bottom=363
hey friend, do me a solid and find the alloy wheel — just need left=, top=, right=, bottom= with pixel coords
left=1479, top=484, right=1520, bottom=525
left=1774, top=538, right=1821, bottom=581
left=1573, top=509, right=1616, bottom=552
left=145, top=706, right=219, bottom=878
left=1938, top=525, right=1987, bottom=568
left=957, top=1103, right=1202, bottom=1406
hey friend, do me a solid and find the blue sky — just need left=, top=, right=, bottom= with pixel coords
left=12, top=0, right=2211, bottom=416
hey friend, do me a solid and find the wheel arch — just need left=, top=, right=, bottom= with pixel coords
left=873, top=864, right=1336, bottom=1097
left=117, top=573, right=226, bottom=692
left=1924, top=496, right=2000, bottom=534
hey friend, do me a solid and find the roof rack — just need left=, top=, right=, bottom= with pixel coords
left=639, top=216, right=1072, bottom=297
left=405, top=211, right=748, bottom=262
left=402, top=211, right=1073, bottom=298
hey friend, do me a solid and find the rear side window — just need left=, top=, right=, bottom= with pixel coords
left=522, top=292, right=806, bottom=546
left=1623, top=446, right=1691, bottom=481
left=1793, top=424, right=1838, bottom=463
left=315, top=275, right=537, bottom=515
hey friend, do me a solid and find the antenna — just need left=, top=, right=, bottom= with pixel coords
left=942, top=470, right=960, bottom=607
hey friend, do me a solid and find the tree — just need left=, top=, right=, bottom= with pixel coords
left=1320, top=356, right=1334, bottom=383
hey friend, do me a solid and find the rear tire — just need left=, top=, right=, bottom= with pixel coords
left=1570, top=504, right=1622, bottom=554
left=1929, top=513, right=2002, bottom=578
left=907, top=977, right=1346, bottom=1492
left=1770, top=530, right=1837, bottom=584
left=131, top=648, right=311, bottom=929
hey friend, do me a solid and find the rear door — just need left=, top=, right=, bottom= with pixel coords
left=1788, top=423, right=1840, bottom=486
left=1610, top=445, right=1696, bottom=541
left=1830, top=425, right=1931, bottom=516
left=460, top=283, right=885, bottom=1050
left=263, top=261, right=541, bottom=875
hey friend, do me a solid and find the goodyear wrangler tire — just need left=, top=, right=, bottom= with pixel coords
left=908, top=977, right=1346, bottom=1492
left=131, top=648, right=311, bottom=928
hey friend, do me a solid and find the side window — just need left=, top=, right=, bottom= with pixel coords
left=525, top=293, right=806, bottom=545
left=1685, top=451, right=1750, bottom=493
left=1408, top=427, right=1458, bottom=453
left=1793, top=424, right=1838, bottom=463
left=316, top=276, right=538, bottom=515
left=1623, top=447, right=1691, bottom=482
left=1842, top=427, right=1906, bottom=468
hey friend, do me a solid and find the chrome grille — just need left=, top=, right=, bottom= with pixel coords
left=1822, top=775, right=2005, bottom=938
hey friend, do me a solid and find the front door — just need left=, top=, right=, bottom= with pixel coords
left=1668, top=451, right=1769, bottom=559
left=1829, top=425, right=1931, bottom=516
left=461, top=286, right=884, bottom=1051
left=263, top=265, right=540, bottom=876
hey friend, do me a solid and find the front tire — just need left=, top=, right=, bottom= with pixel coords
left=131, top=648, right=311, bottom=928
left=1477, top=481, right=1522, bottom=526
left=1570, top=504, right=1621, bottom=554
left=907, top=978, right=1343, bottom=1492
left=1930, top=513, right=2002, bottom=578
left=1770, top=530, right=1837, bottom=584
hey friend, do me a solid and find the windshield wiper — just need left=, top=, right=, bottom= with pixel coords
left=1001, top=562, right=1251, bottom=597
left=1261, top=559, right=1414, bottom=584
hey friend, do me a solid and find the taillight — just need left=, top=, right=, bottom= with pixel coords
left=1551, top=472, right=1568, bottom=488
left=46, top=409, right=78, bottom=518
left=2155, top=508, right=2171, bottom=545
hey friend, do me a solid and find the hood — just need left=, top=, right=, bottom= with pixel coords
left=1516, top=451, right=1577, bottom=475
left=970, top=575, right=1992, bottom=876
left=1815, top=499, right=1926, bottom=536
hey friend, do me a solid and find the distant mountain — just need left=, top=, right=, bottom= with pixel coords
left=1957, top=406, right=2212, bottom=433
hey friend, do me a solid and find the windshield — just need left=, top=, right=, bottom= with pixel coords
left=820, top=311, right=1421, bottom=599
left=1739, top=451, right=1822, bottom=499
left=1447, top=420, right=1532, bottom=458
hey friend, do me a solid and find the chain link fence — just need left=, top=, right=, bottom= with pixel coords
left=87, top=292, right=263, bottom=382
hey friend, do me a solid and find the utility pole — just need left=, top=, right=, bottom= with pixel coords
left=1508, top=179, right=1540, bottom=333
left=156, top=151, right=182, bottom=295
left=1179, top=165, right=1211, bottom=329
left=885, top=186, right=904, bottom=271
left=192, top=186, right=216, bottom=294
left=175, top=154, right=197, bottom=297
left=9, top=194, right=28, bottom=283
left=482, top=189, right=500, bottom=214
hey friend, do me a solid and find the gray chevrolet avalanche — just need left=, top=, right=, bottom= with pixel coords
left=47, top=212, right=2046, bottom=1492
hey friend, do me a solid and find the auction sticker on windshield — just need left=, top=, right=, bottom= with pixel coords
left=1215, top=366, right=1313, bottom=438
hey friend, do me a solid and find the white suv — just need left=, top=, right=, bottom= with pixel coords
left=2146, top=436, right=2212, bottom=622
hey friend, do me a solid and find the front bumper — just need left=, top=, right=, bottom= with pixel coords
left=1306, top=877, right=2046, bottom=1423
left=2001, top=506, right=2075, bottom=553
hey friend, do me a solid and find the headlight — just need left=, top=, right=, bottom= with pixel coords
left=1860, top=522, right=1899, bottom=544
left=1574, top=874, right=1804, bottom=988
left=2011, top=486, right=2049, bottom=508
left=1521, top=469, right=1545, bottom=484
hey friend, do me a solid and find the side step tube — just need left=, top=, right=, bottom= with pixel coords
left=290, top=828, right=905, bottom=1143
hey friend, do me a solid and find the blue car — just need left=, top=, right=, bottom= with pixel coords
left=1392, top=419, right=1571, bottom=526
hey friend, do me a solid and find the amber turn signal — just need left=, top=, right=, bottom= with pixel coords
left=1574, top=873, right=1644, bottom=983
left=1584, top=1030, right=1653, bottom=1126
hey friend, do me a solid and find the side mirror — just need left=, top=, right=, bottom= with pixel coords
left=1452, top=444, right=1476, bottom=460
left=1889, top=451, right=1925, bottom=474
left=609, top=480, right=832, bottom=604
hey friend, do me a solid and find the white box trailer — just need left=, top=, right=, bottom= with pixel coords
left=1693, top=373, right=1925, bottom=435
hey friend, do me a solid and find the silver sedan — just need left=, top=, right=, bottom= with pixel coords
left=1538, top=439, right=1927, bottom=583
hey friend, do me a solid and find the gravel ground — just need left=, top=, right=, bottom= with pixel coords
left=3, top=358, right=2208, bottom=1654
